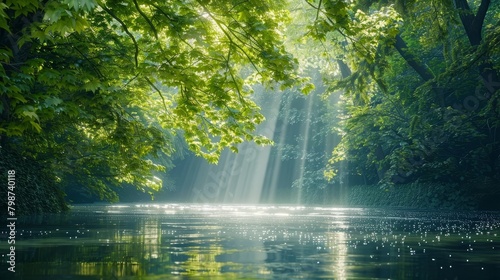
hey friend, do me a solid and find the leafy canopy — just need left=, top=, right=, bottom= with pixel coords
left=0, top=0, right=299, bottom=199
left=307, top=0, right=500, bottom=194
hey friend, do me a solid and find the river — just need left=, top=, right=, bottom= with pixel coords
left=1, top=204, right=499, bottom=279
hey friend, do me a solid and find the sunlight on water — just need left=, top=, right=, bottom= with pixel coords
left=333, top=231, right=348, bottom=280
left=1, top=204, right=499, bottom=279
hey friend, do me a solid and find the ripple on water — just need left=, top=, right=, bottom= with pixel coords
left=0, top=205, right=499, bottom=279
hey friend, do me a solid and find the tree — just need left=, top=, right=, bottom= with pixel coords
left=305, top=0, right=500, bottom=202
left=0, top=0, right=298, bottom=201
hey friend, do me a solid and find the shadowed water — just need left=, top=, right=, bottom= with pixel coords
left=1, top=204, right=499, bottom=279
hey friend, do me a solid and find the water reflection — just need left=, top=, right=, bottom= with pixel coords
left=332, top=231, right=347, bottom=280
left=0, top=205, right=499, bottom=279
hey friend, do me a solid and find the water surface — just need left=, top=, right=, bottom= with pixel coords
left=1, top=204, right=499, bottom=279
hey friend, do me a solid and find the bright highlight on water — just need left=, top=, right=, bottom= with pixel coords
left=1, top=204, right=498, bottom=279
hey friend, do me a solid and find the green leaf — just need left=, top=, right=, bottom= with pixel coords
left=0, top=48, right=12, bottom=62
left=29, top=120, right=42, bottom=132
left=43, top=6, right=63, bottom=23
left=0, top=3, right=10, bottom=32
left=22, top=110, right=39, bottom=121
left=84, top=79, right=100, bottom=92
left=44, top=96, right=63, bottom=107
left=301, top=82, right=315, bottom=95
left=8, top=91, right=27, bottom=103
left=230, top=146, right=239, bottom=153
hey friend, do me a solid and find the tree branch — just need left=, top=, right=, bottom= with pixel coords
left=454, top=0, right=491, bottom=46
left=472, top=0, right=490, bottom=40
left=99, top=4, right=139, bottom=67
left=197, top=1, right=263, bottom=78
left=132, top=0, right=159, bottom=42
left=145, top=77, right=169, bottom=113
left=394, top=34, right=434, bottom=82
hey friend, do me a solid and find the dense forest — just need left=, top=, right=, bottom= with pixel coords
left=0, top=0, right=499, bottom=213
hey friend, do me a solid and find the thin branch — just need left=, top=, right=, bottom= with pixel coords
left=132, top=0, right=160, bottom=42
left=229, top=0, right=251, bottom=13
left=315, top=0, right=323, bottom=22
left=149, top=3, right=195, bottom=51
left=99, top=4, right=139, bottom=67
left=124, top=72, right=141, bottom=87
left=222, top=47, right=246, bottom=104
left=196, top=0, right=263, bottom=78
left=224, top=25, right=261, bottom=53
left=145, top=76, right=169, bottom=113
left=304, top=0, right=319, bottom=10
left=70, top=43, right=104, bottom=79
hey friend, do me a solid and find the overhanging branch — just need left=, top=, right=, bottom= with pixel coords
left=394, top=34, right=434, bottom=82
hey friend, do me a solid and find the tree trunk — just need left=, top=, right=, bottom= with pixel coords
left=454, top=0, right=499, bottom=90
left=454, top=0, right=489, bottom=46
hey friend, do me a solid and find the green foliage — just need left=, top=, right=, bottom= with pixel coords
left=306, top=0, right=402, bottom=103
left=2, top=0, right=498, bottom=208
left=272, top=68, right=339, bottom=204
left=0, top=149, right=69, bottom=215
left=346, top=183, right=479, bottom=210
left=0, top=0, right=297, bottom=202
left=317, top=0, right=500, bottom=202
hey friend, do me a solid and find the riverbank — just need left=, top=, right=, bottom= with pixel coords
left=345, top=182, right=499, bottom=210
